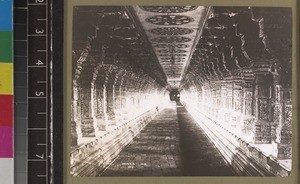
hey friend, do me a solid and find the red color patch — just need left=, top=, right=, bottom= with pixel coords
left=0, top=95, right=13, bottom=126
left=0, top=126, right=13, bottom=158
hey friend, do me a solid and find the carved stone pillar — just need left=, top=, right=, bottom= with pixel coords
left=241, top=71, right=255, bottom=143
left=231, top=78, right=244, bottom=134
left=114, top=84, right=122, bottom=124
left=277, top=88, right=292, bottom=159
left=253, top=65, right=272, bottom=144
left=215, top=81, right=222, bottom=120
left=80, top=87, right=95, bottom=138
left=91, top=83, right=102, bottom=138
left=270, top=72, right=282, bottom=143
left=71, top=87, right=83, bottom=146
left=224, top=79, right=233, bottom=124
left=106, top=82, right=116, bottom=126
left=95, top=83, right=108, bottom=131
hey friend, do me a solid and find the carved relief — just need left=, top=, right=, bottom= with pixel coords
left=152, top=36, right=192, bottom=43
left=157, top=49, right=187, bottom=53
left=153, top=43, right=189, bottom=49
left=81, top=100, right=91, bottom=118
left=150, top=27, right=194, bottom=36
left=146, top=15, right=194, bottom=25
left=273, top=104, right=282, bottom=124
left=257, top=85, right=269, bottom=97
left=245, top=100, right=253, bottom=116
left=258, top=98, right=269, bottom=121
left=283, top=105, right=292, bottom=128
left=140, top=6, right=197, bottom=13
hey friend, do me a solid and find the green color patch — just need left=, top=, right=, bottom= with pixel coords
left=0, top=31, right=13, bottom=62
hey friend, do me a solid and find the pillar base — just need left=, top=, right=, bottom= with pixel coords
left=277, top=143, right=292, bottom=159
left=254, top=120, right=271, bottom=144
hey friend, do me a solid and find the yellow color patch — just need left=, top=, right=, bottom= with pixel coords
left=0, top=63, right=13, bottom=95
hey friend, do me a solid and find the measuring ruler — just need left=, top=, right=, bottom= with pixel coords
left=14, top=0, right=64, bottom=183
left=27, top=0, right=50, bottom=183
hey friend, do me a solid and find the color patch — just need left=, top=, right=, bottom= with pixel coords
left=0, top=95, right=13, bottom=126
left=0, top=0, right=12, bottom=30
left=0, top=63, right=13, bottom=94
left=0, top=126, right=13, bottom=157
left=0, top=158, right=13, bottom=183
left=0, top=31, right=13, bottom=62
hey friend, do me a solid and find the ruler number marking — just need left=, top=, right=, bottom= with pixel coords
left=36, top=59, right=44, bottom=66
left=36, top=29, right=45, bottom=34
left=35, top=91, right=45, bottom=97
left=36, top=154, right=44, bottom=159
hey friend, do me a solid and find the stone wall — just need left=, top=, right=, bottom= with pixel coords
left=70, top=107, right=161, bottom=176
left=183, top=103, right=291, bottom=176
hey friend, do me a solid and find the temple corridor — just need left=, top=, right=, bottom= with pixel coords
left=100, top=102, right=236, bottom=176
left=70, top=6, right=292, bottom=177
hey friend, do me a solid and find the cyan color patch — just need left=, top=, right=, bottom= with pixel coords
left=0, top=0, right=12, bottom=31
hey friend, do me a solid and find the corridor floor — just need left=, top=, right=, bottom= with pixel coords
left=100, top=102, right=236, bottom=176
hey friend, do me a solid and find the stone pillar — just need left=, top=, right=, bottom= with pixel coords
left=232, top=78, right=244, bottom=134
left=94, top=83, right=108, bottom=131
left=241, top=72, right=256, bottom=143
left=253, top=66, right=272, bottom=144
left=277, top=88, right=292, bottom=159
left=80, top=87, right=95, bottom=138
left=224, top=79, right=233, bottom=124
left=71, top=87, right=83, bottom=146
left=218, top=80, right=227, bottom=121
left=114, top=84, right=122, bottom=124
left=270, top=72, right=282, bottom=143
left=91, top=83, right=102, bottom=138
left=106, top=82, right=116, bottom=126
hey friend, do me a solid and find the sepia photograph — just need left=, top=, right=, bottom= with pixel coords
left=70, top=6, right=292, bottom=177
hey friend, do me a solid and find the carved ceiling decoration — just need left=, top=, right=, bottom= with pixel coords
left=131, top=6, right=210, bottom=88
left=158, top=54, right=187, bottom=57
left=157, top=49, right=187, bottom=53
left=74, top=6, right=291, bottom=91
left=152, top=43, right=189, bottom=49
left=149, top=27, right=194, bottom=35
left=139, top=6, right=197, bottom=13
left=151, top=36, right=192, bottom=43
left=181, top=7, right=292, bottom=90
left=145, top=15, right=194, bottom=25
left=73, top=6, right=168, bottom=87
left=160, top=57, right=185, bottom=60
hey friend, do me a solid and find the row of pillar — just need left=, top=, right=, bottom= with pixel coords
left=71, top=65, right=167, bottom=147
left=182, top=66, right=292, bottom=159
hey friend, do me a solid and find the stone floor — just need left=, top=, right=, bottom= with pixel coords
left=100, top=102, right=236, bottom=176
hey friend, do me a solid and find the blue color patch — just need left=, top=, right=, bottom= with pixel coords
left=0, top=0, right=12, bottom=31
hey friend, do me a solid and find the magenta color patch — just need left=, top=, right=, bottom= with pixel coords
left=0, top=126, right=13, bottom=158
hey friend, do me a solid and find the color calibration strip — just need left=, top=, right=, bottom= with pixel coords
left=0, top=0, right=14, bottom=184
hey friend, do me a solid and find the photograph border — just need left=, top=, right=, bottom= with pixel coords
left=62, top=0, right=299, bottom=183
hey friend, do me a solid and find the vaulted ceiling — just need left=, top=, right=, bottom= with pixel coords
left=73, top=6, right=292, bottom=90
left=128, top=6, right=210, bottom=88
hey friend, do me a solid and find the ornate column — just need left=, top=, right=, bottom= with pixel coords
left=241, top=70, right=255, bottom=143
left=71, top=87, right=83, bottom=146
left=231, top=77, right=244, bottom=134
left=96, top=83, right=108, bottom=131
left=80, top=87, right=95, bottom=138
left=91, top=82, right=102, bottom=138
left=106, top=75, right=116, bottom=126
left=253, top=63, right=272, bottom=144
left=277, top=87, right=292, bottom=159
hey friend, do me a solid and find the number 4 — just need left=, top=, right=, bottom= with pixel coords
left=36, top=60, right=44, bottom=66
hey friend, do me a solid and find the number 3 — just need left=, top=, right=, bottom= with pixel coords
left=36, top=29, right=44, bottom=34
